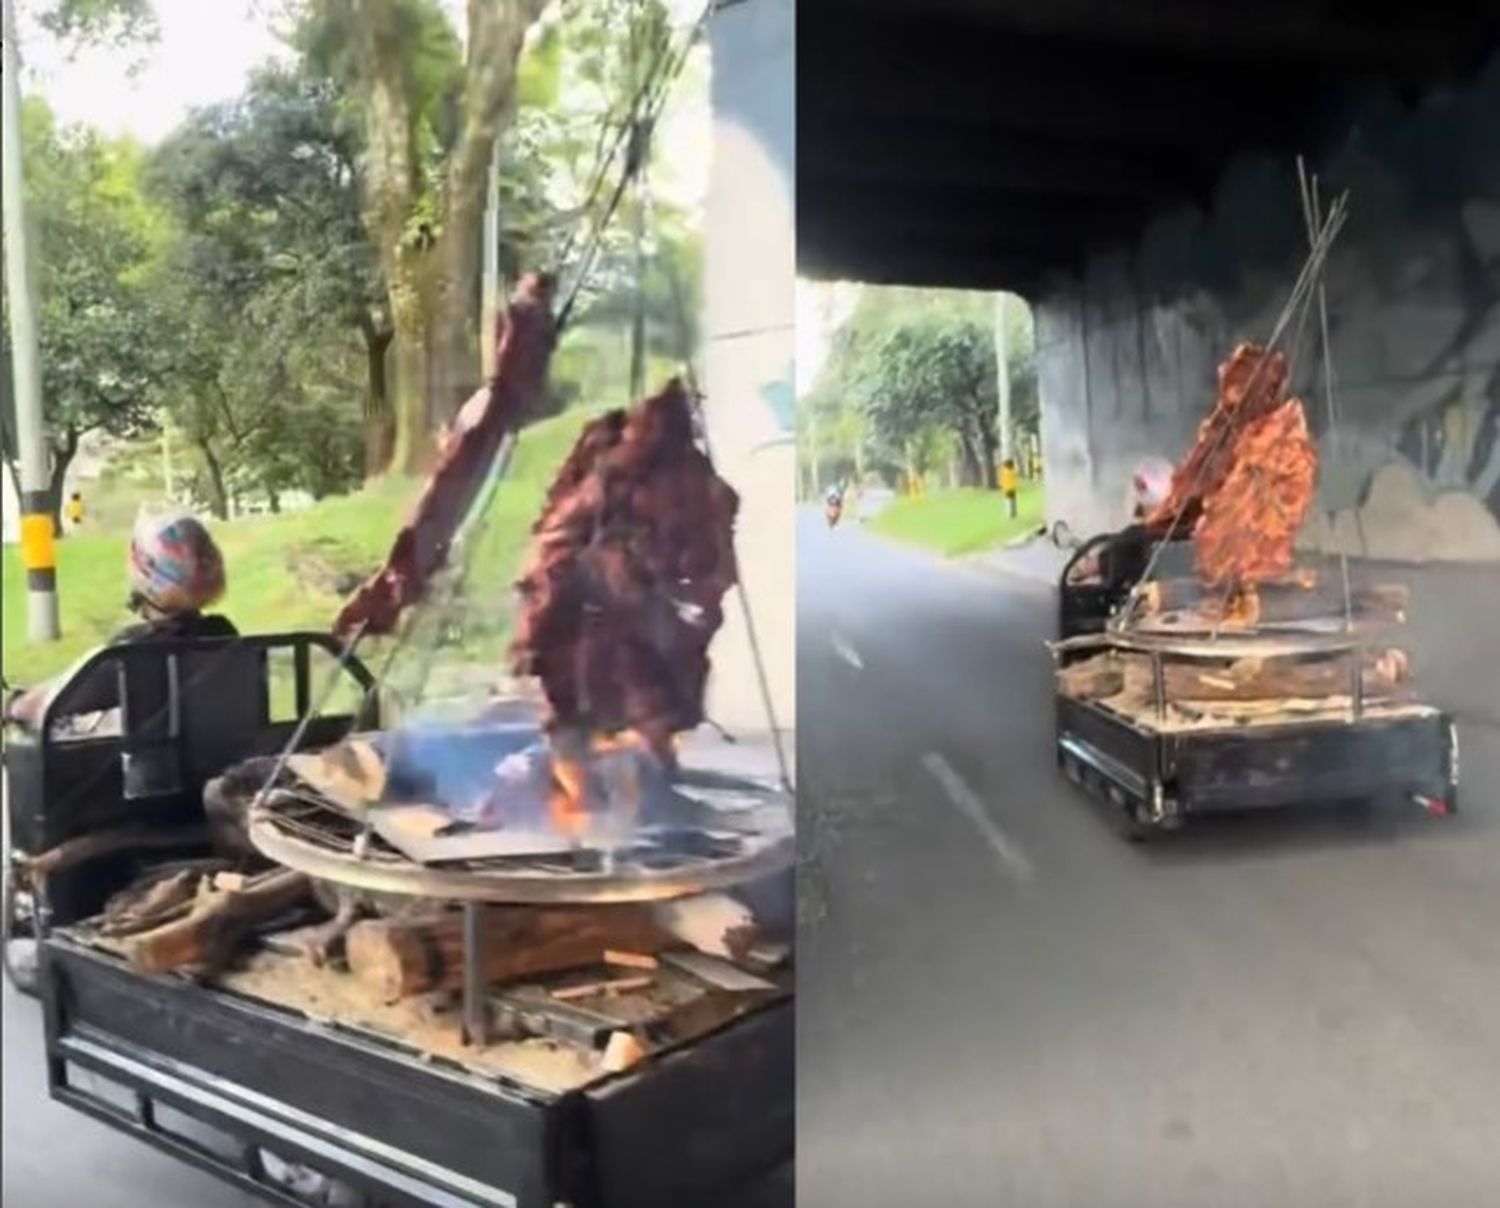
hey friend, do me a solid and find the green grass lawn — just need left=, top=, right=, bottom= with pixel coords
left=867, top=482, right=1045, bottom=558
left=2, top=407, right=595, bottom=689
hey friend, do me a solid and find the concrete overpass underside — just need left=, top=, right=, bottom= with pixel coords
left=797, top=0, right=1500, bottom=560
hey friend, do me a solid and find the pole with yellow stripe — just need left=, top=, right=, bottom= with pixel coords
left=3, top=0, right=60, bottom=640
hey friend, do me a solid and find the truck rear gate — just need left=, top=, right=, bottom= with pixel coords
left=42, top=936, right=792, bottom=1208
left=1057, top=694, right=1457, bottom=833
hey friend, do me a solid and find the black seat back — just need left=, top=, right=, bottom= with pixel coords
left=4, top=632, right=377, bottom=926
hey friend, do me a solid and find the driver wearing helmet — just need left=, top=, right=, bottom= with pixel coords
left=4, top=511, right=236, bottom=730
left=824, top=485, right=844, bottom=527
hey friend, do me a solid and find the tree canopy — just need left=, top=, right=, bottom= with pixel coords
left=5, top=0, right=707, bottom=524
left=804, top=286, right=1038, bottom=493
left=2, top=100, right=161, bottom=522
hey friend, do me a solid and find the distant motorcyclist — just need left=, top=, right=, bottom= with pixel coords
left=824, top=486, right=843, bottom=528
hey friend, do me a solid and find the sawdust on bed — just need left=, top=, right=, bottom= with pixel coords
left=219, top=950, right=603, bottom=1093
left=1061, top=651, right=1437, bottom=733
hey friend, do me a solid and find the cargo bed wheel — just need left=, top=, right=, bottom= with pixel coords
left=1, top=874, right=39, bottom=997
left=1119, top=801, right=1156, bottom=844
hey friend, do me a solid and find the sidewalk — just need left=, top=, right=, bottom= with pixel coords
left=964, top=535, right=1070, bottom=587
left=966, top=537, right=1074, bottom=588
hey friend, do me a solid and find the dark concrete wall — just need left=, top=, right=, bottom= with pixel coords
left=1036, top=54, right=1500, bottom=561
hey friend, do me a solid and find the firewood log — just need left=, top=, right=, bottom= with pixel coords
left=125, top=868, right=313, bottom=975
left=344, top=905, right=674, bottom=1002
left=1164, top=649, right=1410, bottom=702
left=1057, top=657, right=1125, bottom=700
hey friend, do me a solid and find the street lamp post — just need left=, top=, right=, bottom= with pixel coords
left=2, top=0, right=60, bottom=640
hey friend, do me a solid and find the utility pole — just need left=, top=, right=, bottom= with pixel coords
left=3, top=0, right=60, bottom=640
left=994, top=291, right=1013, bottom=469
left=480, top=132, right=503, bottom=378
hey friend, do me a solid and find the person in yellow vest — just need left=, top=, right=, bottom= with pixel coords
left=65, top=491, right=85, bottom=531
left=1000, top=458, right=1019, bottom=519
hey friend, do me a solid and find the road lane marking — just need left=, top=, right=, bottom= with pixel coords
left=830, top=633, right=864, bottom=670
left=920, top=751, right=1035, bottom=883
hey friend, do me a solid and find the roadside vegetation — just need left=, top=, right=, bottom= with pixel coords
left=799, top=285, right=1044, bottom=556
left=2, top=407, right=593, bottom=685
left=867, top=482, right=1044, bottom=558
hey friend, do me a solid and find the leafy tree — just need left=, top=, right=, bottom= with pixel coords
left=149, top=65, right=395, bottom=473
left=292, top=0, right=685, bottom=470
left=859, top=315, right=1002, bottom=487
left=142, top=247, right=365, bottom=518
left=36, top=0, right=159, bottom=47
left=810, top=286, right=1040, bottom=491
left=1, top=100, right=161, bottom=527
left=293, top=0, right=553, bottom=474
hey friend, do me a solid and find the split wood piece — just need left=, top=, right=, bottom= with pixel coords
left=1059, top=650, right=1412, bottom=704
left=1057, top=659, right=1126, bottom=701
left=603, top=950, right=659, bottom=971
left=344, top=905, right=674, bottom=1003
left=285, top=736, right=386, bottom=817
left=124, top=868, right=314, bottom=975
left=600, top=1031, right=647, bottom=1073
left=1163, top=650, right=1410, bottom=703
left=1136, top=578, right=1408, bottom=626
left=651, top=892, right=758, bottom=961
left=551, top=975, right=654, bottom=1002
left=98, top=867, right=210, bottom=938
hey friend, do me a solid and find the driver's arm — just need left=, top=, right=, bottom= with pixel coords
left=3, top=642, right=131, bottom=731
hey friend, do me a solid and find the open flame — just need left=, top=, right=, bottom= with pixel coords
left=547, top=729, right=656, bottom=841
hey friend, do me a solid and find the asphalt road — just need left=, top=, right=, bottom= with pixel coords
left=795, top=512, right=1500, bottom=1208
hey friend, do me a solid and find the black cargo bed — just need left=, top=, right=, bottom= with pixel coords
left=1055, top=692, right=1458, bottom=837
left=41, top=935, right=792, bottom=1208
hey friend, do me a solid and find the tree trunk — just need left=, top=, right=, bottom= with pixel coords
left=351, top=0, right=547, bottom=478
left=384, top=212, right=479, bottom=477
left=428, top=271, right=479, bottom=431
left=361, top=318, right=395, bottom=478
left=387, top=271, right=432, bottom=476
left=958, top=431, right=983, bottom=487
left=975, top=417, right=999, bottom=490
left=46, top=427, right=80, bottom=536
left=198, top=441, right=229, bottom=520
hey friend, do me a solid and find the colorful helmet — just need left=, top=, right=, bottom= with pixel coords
left=1130, top=457, right=1174, bottom=513
left=128, top=510, right=226, bottom=616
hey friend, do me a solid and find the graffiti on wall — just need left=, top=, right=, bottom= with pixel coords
left=1038, top=53, right=1500, bottom=561
left=1300, top=168, right=1500, bottom=560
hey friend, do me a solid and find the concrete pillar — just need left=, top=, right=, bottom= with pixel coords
left=702, top=0, right=796, bottom=739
